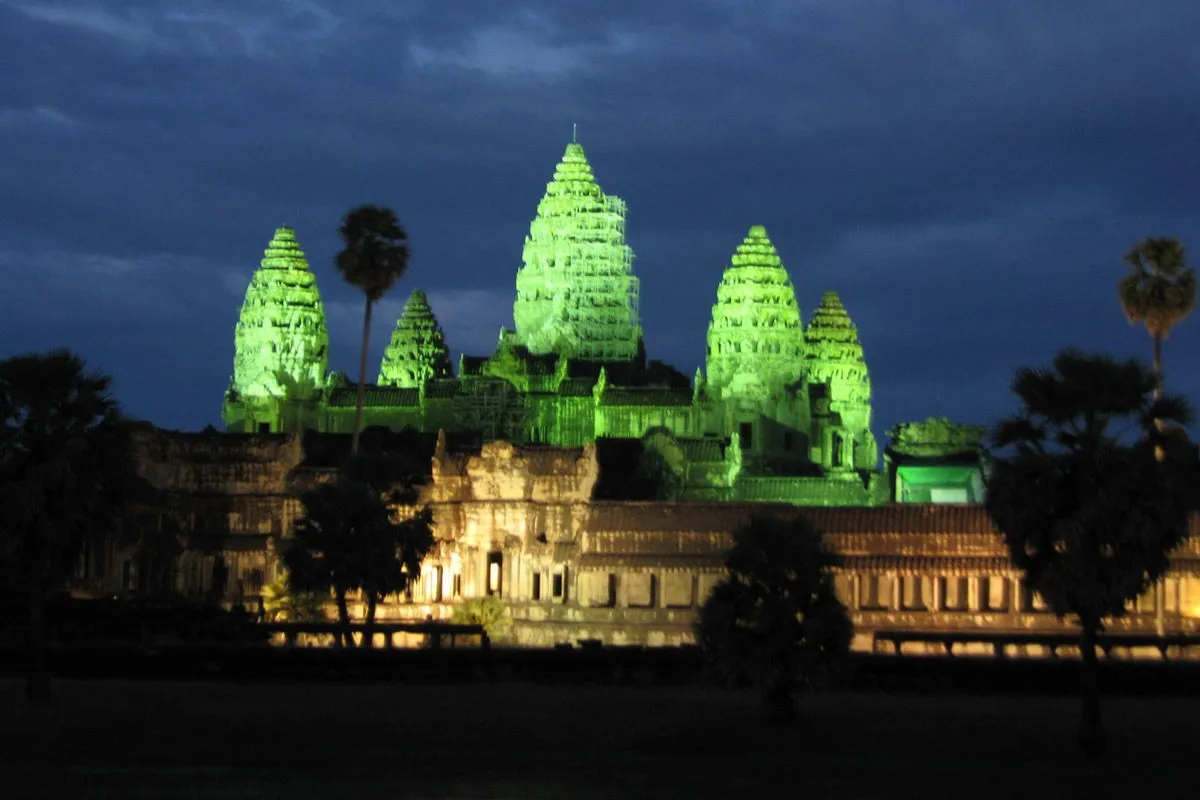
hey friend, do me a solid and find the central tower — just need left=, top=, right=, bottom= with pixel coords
left=512, top=140, right=641, bottom=361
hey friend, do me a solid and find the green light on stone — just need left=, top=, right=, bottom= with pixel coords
left=216, top=143, right=889, bottom=503
left=230, top=226, right=329, bottom=400
left=804, top=290, right=877, bottom=469
left=513, top=141, right=642, bottom=361
left=378, top=289, right=452, bottom=388
left=705, top=225, right=806, bottom=398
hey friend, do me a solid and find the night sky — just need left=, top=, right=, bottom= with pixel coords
left=3, top=2, right=1200, bottom=447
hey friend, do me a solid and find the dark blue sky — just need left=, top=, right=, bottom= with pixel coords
left=3, top=1, right=1200, bottom=444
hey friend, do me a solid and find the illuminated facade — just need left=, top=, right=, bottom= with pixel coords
left=378, top=289, right=453, bottom=389
left=513, top=141, right=641, bottom=361
left=222, top=140, right=885, bottom=506
left=224, top=226, right=328, bottom=435
left=99, top=427, right=1200, bottom=654
left=119, top=136, right=1199, bottom=654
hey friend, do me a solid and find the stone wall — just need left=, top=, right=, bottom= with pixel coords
left=109, top=429, right=1200, bottom=654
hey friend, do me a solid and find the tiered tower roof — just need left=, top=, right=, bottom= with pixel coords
left=512, top=141, right=641, bottom=361
left=230, top=226, right=328, bottom=399
left=705, top=225, right=806, bottom=396
left=378, top=289, right=452, bottom=388
left=804, top=291, right=870, bottom=408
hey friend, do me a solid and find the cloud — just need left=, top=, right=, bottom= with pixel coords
left=3, top=0, right=1200, bottom=443
left=409, top=15, right=637, bottom=79
left=0, top=104, right=80, bottom=128
left=14, top=3, right=160, bottom=47
left=13, top=1, right=342, bottom=57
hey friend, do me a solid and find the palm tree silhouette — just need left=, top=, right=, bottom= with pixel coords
left=335, top=205, right=410, bottom=455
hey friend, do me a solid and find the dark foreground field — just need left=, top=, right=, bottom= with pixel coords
left=2, top=679, right=1196, bottom=799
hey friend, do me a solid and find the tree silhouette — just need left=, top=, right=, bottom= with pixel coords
left=696, top=514, right=852, bottom=722
left=282, top=478, right=432, bottom=647
left=985, top=349, right=1193, bottom=756
left=1119, top=237, right=1196, bottom=401
left=335, top=205, right=410, bottom=455
left=0, top=350, right=135, bottom=702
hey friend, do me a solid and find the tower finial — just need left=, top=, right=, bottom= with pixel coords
left=572, top=122, right=577, bottom=143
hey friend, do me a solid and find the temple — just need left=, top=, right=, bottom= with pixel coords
left=80, top=137, right=1200, bottom=653
left=221, top=142, right=884, bottom=506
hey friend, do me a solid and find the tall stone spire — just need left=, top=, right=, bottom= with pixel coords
left=705, top=225, right=806, bottom=397
left=378, top=289, right=452, bottom=388
left=229, top=226, right=328, bottom=400
left=804, top=290, right=876, bottom=469
left=512, top=140, right=641, bottom=361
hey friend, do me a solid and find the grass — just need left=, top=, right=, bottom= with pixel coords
left=1, top=679, right=1196, bottom=798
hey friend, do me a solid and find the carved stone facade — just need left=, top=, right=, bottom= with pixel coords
left=377, top=289, right=453, bottom=389
left=100, top=428, right=1200, bottom=654
left=220, top=140, right=882, bottom=497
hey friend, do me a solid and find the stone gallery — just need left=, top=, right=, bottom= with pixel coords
left=86, top=139, right=1200, bottom=652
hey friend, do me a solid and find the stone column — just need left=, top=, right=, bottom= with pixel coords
left=1156, top=581, right=1165, bottom=637
left=1175, top=577, right=1183, bottom=629
left=930, top=577, right=943, bottom=615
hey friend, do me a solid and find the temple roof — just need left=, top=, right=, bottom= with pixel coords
left=578, top=502, right=1002, bottom=537
left=326, top=386, right=420, bottom=408
left=512, top=140, right=641, bottom=362
left=377, top=289, right=452, bottom=388
left=229, top=226, right=329, bottom=400
left=803, top=290, right=871, bottom=407
left=706, top=225, right=805, bottom=395
left=599, top=388, right=693, bottom=407
left=423, top=379, right=463, bottom=399
left=557, top=378, right=595, bottom=397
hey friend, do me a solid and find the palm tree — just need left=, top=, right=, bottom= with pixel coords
left=336, top=205, right=410, bottom=455
left=1119, top=237, right=1196, bottom=400
left=696, top=514, right=852, bottom=722
left=0, top=350, right=135, bottom=702
left=985, top=349, right=1192, bottom=756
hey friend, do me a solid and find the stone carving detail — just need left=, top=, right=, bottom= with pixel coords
left=457, top=380, right=528, bottom=443
left=218, top=142, right=890, bottom=492
left=804, top=291, right=869, bottom=408
left=228, top=227, right=328, bottom=401
left=378, top=289, right=452, bottom=388
left=804, top=291, right=876, bottom=469
left=888, top=417, right=987, bottom=457
left=512, top=141, right=641, bottom=361
left=705, top=225, right=806, bottom=398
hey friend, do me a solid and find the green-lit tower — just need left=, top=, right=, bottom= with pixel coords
left=223, top=226, right=329, bottom=433
left=803, top=291, right=877, bottom=471
left=378, top=289, right=452, bottom=388
left=704, top=225, right=809, bottom=460
left=706, top=225, right=806, bottom=396
left=512, top=140, right=641, bottom=361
